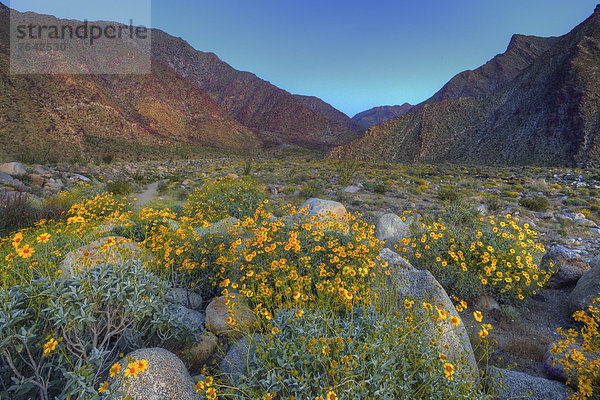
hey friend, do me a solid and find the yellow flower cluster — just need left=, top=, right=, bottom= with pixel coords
left=397, top=213, right=550, bottom=301
left=552, top=298, right=600, bottom=400
left=196, top=375, right=217, bottom=399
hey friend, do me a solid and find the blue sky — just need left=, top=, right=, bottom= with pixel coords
left=7, top=0, right=599, bottom=116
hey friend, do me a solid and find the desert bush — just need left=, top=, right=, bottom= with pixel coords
left=438, top=186, right=461, bottom=203
left=221, top=307, right=488, bottom=400
left=563, top=198, right=589, bottom=207
left=519, top=195, right=549, bottom=211
left=551, top=298, right=600, bottom=400
left=183, top=177, right=266, bottom=222
left=0, top=192, right=38, bottom=237
left=105, top=180, right=132, bottom=196
left=397, top=205, right=551, bottom=304
left=299, top=180, right=324, bottom=198
left=0, top=262, right=199, bottom=400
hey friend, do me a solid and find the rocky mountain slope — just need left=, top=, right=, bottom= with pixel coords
left=329, top=6, right=600, bottom=167
left=0, top=4, right=260, bottom=162
left=423, top=34, right=559, bottom=105
left=352, top=103, right=414, bottom=129
left=145, top=30, right=361, bottom=149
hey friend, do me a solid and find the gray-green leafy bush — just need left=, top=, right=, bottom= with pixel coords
left=224, top=307, right=489, bottom=400
left=0, top=262, right=200, bottom=400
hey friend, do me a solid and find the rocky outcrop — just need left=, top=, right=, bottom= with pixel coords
left=542, top=245, right=590, bottom=288
left=569, top=265, right=600, bottom=313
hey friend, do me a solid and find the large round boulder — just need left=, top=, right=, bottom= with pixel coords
left=205, top=294, right=257, bottom=338
left=377, top=269, right=478, bottom=383
left=116, top=348, right=200, bottom=400
left=569, top=265, right=600, bottom=313
left=300, top=198, right=347, bottom=220
left=376, top=213, right=411, bottom=248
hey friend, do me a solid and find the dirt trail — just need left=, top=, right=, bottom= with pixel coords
left=135, top=182, right=160, bottom=208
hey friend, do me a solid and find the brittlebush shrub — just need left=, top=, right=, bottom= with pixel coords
left=551, top=298, right=600, bottom=400
left=183, top=177, right=266, bottom=222
left=224, top=307, right=488, bottom=400
left=397, top=205, right=551, bottom=304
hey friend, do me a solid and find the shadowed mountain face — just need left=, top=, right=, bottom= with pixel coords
left=423, top=34, right=560, bottom=105
left=329, top=6, right=600, bottom=168
left=350, top=34, right=557, bottom=131
left=352, top=104, right=414, bottom=129
left=0, top=4, right=260, bottom=161
left=145, top=30, right=361, bottom=149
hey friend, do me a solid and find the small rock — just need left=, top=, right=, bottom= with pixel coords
left=0, top=172, right=12, bottom=185
left=534, top=211, right=554, bottom=219
left=44, top=179, right=65, bottom=193
left=0, top=162, right=26, bottom=176
left=205, top=294, right=257, bottom=337
left=564, top=212, right=586, bottom=220
left=226, top=173, right=239, bottom=179
left=30, top=174, right=44, bottom=188
left=219, top=334, right=258, bottom=385
left=117, top=348, right=200, bottom=400
left=175, top=306, right=205, bottom=330
left=169, top=288, right=203, bottom=311
left=71, top=173, right=90, bottom=182
left=8, top=179, right=25, bottom=190
left=574, top=218, right=597, bottom=227
left=475, top=295, right=502, bottom=314
left=343, top=185, right=361, bottom=194
left=486, top=367, right=569, bottom=400
left=542, top=245, right=590, bottom=288
left=473, top=204, right=488, bottom=215
left=181, top=332, right=218, bottom=369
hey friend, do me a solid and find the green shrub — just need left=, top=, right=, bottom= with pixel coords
left=0, top=262, right=200, bottom=399
left=563, top=198, right=589, bottom=207
left=183, top=177, right=266, bottom=222
left=519, top=195, right=549, bottom=211
left=399, top=206, right=551, bottom=304
left=105, top=180, right=132, bottom=196
left=225, top=308, right=488, bottom=400
left=299, top=180, right=324, bottom=198
left=0, top=192, right=38, bottom=237
left=437, top=186, right=461, bottom=203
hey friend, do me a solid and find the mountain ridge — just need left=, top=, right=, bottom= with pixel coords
left=329, top=6, right=600, bottom=167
